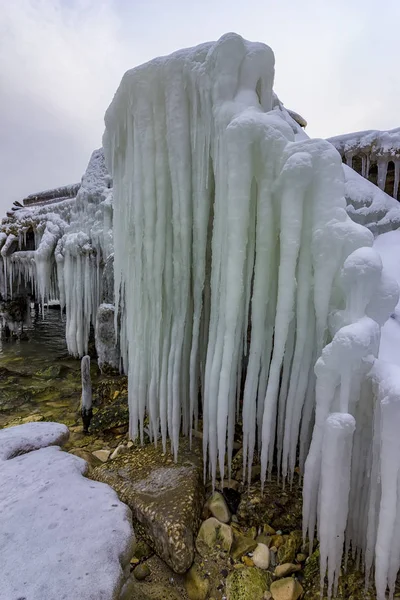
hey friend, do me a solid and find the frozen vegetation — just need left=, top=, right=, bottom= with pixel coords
left=1, top=32, right=400, bottom=598
left=0, top=422, right=134, bottom=600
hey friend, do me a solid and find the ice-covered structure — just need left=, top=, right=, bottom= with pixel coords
left=328, top=128, right=400, bottom=201
left=2, top=32, right=400, bottom=599
left=0, top=149, right=113, bottom=355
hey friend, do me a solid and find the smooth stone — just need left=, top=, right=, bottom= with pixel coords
left=296, top=553, right=307, bottom=563
left=133, top=562, right=151, bottom=580
left=270, top=578, right=303, bottom=600
left=92, top=438, right=204, bottom=573
left=92, top=449, right=111, bottom=462
left=196, top=517, right=233, bottom=555
left=207, top=491, right=231, bottom=523
left=110, top=444, right=128, bottom=460
left=274, top=563, right=301, bottom=578
left=185, top=564, right=209, bottom=600
left=252, top=543, right=270, bottom=570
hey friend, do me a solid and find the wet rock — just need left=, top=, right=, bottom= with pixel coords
left=270, top=577, right=303, bottom=600
left=92, top=449, right=111, bottom=462
left=226, top=567, right=273, bottom=600
left=207, top=491, right=230, bottom=523
left=185, top=564, right=209, bottom=600
left=252, top=543, right=270, bottom=570
left=274, top=564, right=301, bottom=578
left=196, top=517, right=233, bottom=555
left=277, top=531, right=302, bottom=564
left=90, top=395, right=129, bottom=434
left=92, top=438, right=204, bottom=573
left=133, top=562, right=151, bottom=580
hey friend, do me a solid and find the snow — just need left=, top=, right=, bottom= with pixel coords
left=343, top=165, right=400, bottom=235
left=328, top=128, right=400, bottom=159
left=0, top=422, right=134, bottom=600
left=0, top=421, right=69, bottom=461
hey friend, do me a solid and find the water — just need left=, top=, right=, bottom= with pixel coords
left=0, top=307, right=97, bottom=429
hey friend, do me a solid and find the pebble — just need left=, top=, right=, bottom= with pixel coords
left=270, top=577, right=303, bottom=600
left=252, top=543, right=270, bottom=570
left=110, top=444, right=127, bottom=460
left=133, top=563, right=150, bottom=581
left=185, top=564, right=209, bottom=600
left=92, top=449, right=110, bottom=462
left=274, top=563, right=301, bottom=578
left=207, top=491, right=231, bottom=524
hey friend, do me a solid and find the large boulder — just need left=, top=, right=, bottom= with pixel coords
left=91, top=438, right=204, bottom=573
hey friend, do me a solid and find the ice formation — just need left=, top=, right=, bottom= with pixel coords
left=1, top=31, right=400, bottom=598
left=0, top=148, right=113, bottom=355
left=328, top=128, right=400, bottom=201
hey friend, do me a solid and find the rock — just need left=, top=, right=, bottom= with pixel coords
left=134, top=562, right=151, bottom=580
left=271, top=535, right=284, bottom=549
left=242, top=555, right=254, bottom=567
left=133, top=539, right=153, bottom=561
left=111, top=444, right=128, bottom=460
left=69, top=448, right=102, bottom=471
left=270, top=578, right=303, bottom=600
left=91, top=438, right=204, bottom=573
left=256, top=534, right=272, bottom=546
left=196, top=517, right=233, bottom=555
left=296, top=553, right=307, bottom=563
left=264, top=593, right=272, bottom=600
left=120, top=577, right=182, bottom=600
left=231, top=534, right=258, bottom=560
left=92, top=449, right=111, bottom=462
left=263, top=525, right=276, bottom=536
left=226, top=567, right=273, bottom=600
left=185, top=564, right=209, bottom=600
left=277, top=532, right=302, bottom=564
left=207, top=491, right=231, bottom=523
left=274, top=563, right=301, bottom=578
left=252, top=543, right=270, bottom=569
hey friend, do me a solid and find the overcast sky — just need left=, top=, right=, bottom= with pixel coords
left=1, top=0, right=399, bottom=215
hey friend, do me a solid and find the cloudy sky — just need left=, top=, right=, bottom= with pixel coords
left=1, top=0, right=399, bottom=215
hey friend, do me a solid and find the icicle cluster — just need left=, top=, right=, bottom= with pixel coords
left=303, top=247, right=399, bottom=599
left=103, top=33, right=372, bottom=486
left=0, top=149, right=113, bottom=356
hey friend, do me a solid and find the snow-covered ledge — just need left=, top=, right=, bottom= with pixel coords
left=0, top=422, right=135, bottom=600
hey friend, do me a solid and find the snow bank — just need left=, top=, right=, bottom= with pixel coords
left=328, top=127, right=400, bottom=159
left=0, top=422, right=134, bottom=600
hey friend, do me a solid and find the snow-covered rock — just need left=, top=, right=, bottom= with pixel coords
left=0, top=422, right=135, bottom=600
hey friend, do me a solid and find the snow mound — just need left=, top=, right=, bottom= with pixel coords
left=0, top=421, right=69, bottom=460
left=0, top=423, right=134, bottom=600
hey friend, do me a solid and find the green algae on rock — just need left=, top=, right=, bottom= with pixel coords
left=226, top=567, right=273, bottom=600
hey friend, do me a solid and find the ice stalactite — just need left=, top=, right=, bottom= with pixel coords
left=377, top=157, right=389, bottom=191
left=103, top=32, right=377, bottom=492
left=303, top=246, right=399, bottom=598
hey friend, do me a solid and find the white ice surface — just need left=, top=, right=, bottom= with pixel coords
left=0, top=422, right=134, bottom=600
left=374, top=230, right=400, bottom=367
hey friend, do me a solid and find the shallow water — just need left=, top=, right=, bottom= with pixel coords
left=0, top=307, right=99, bottom=429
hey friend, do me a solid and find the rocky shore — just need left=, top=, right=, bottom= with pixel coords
left=0, top=351, right=387, bottom=599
